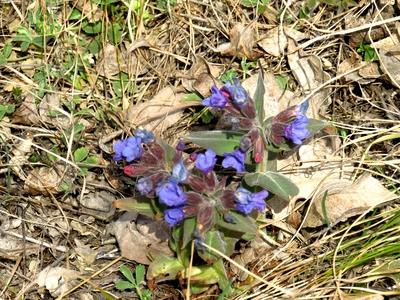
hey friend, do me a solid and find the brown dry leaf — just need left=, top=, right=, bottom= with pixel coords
left=337, top=58, right=380, bottom=84
left=215, top=24, right=260, bottom=59
left=39, top=93, right=71, bottom=128
left=242, top=72, right=297, bottom=119
left=20, top=58, right=41, bottom=77
left=303, top=173, right=397, bottom=228
left=95, top=43, right=148, bottom=79
left=181, top=59, right=222, bottom=96
left=24, top=164, right=66, bottom=195
left=36, top=266, right=80, bottom=297
left=335, top=290, right=384, bottom=300
left=287, top=40, right=331, bottom=118
left=379, top=44, right=400, bottom=87
left=123, top=86, right=193, bottom=136
left=73, top=0, right=103, bottom=22
left=6, top=132, right=33, bottom=181
left=12, top=95, right=41, bottom=125
left=79, top=191, right=116, bottom=221
left=109, top=212, right=173, bottom=265
left=258, top=26, right=308, bottom=57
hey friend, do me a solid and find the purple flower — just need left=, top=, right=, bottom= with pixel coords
left=222, top=149, right=246, bottom=172
left=235, top=187, right=268, bottom=215
left=113, top=136, right=144, bottom=162
left=136, top=177, right=153, bottom=195
left=172, top=160, right=188, bottom=182
left=202, top=86, right=228, bottom=108
left=284, top=114, right=310, bottom=145
left=164, top=207, right=185, bottom=226
left=134, top=128, right=154, bottom=144
left=222, top=78, right=248, bottom=106
left=195, top=149, right=217, bottom=174
left=156, top=180, right=187, bottom=207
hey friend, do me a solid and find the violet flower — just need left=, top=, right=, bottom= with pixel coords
left=134, top=128, right=154, bottom=144
left=235, top=187, right=268, bottom=215
left=136, top=177, right=153, bottom=195
left=156, top=180, right=187, bottom=207
left=195, top=149, right=217, bottom=174
left=284, top=114, right=310, bottom=145
left=222, top=78, right=248, bottom=106
left=164, top=207, right=185, bottom=226
left=202, top=86, right=228, bottom=108
left=222, top=149, right=246, bottom=172
left=113, top=136, right=143, bottom=162
left=172, top=160, right=188, bottom=182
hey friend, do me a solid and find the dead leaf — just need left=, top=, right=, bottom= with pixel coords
left=287, top=40, right=331, bottom=118
left=20, top=58, right=41, bottom=77
left=12, top=95, right=41, bottom=125
left=303, top=174, right=397, bottom=228
left=379, top=44, right=400, bottom=87
left=24, top=164, right=67, bottom=195
left=258, top=26, right=308, bottom=57
left=337, top=58, right=380, bottom=84
left=74, top=239, right=98, bottom=268
left=335, top=290, right=384, bottom=300
left=109, top=212, right=173, bottom=265
left=241, top=72, right=297, bottom=119
left=79, top=191, right=116, bottom=221
left=39, top=93, right=71, bottom=128
left=36, top=266, right=80, bottom=297
left=215, top=24, right=260, bottom=59
left=181, top=59, right=222, bottom=96
left=95, top=43, right=148, bottom=79
left=123, top=86, right=194, bottom=136
left=73, top=0, right=103, bottom=22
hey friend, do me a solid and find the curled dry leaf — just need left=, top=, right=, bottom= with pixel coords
left=36, top=266, right=80, bottom=297
left=110, top=212, right=173, bottom=265
left=181, top=59, right=222, bottom=96
left=379, top=44, right=400, bottom=87
left=215, top=23, right=260, bottom=59
left=12, top=95, right=41, bottom=125
left=123, top=86, right=196, bottom=136
left=303, top=174, right=397, bottom=228
left=337, top=58, right=380, bottom=84
left=258, top=26, right=308, bottom=57
left=79, top=191, right=116, bottom=221
left=20, top=58, right=41, bottom=77
left=287, top=40, right=331, bottom=118
left=24, top=164, right=68, bottom=195
left=95, top=43, right=148, bottom=79
left=73, top=0, right=103, bottom=22
left=39, top=93, right=71, bottom=128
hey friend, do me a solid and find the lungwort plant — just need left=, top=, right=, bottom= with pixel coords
left=111, top=71, right=326, bottom=294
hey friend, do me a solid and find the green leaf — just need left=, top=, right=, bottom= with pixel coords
left=2, top=43, right=12, bottom=59
left=197, top=230, right=226, bottom=264
left=119, top=265, right=136, bottom=285
left=135, top=264, right=145, bottom=285
left=254, top=68, right=265, bottom=123
left=275, top=75, right=289, bottom=91
left=107, top=23, right=123, bottom=45
left=82, top=155, right=98, bottom=165
left=87, top=38, right=101, bottom=55
left=113, top=198, right=156, bottom=218
left=307, top=118, right=327, bottom=135
left=182, top=93, right=202, bottom=102
left=99, top=289, right=116, bottom=300
left=82, top=21, right=102, bottom=34
left=244, top=171, right=299, bottom=200
left=220, top=70, right=239, bottom=83
left=182, top=217, right=196, bottom=249
left=68, top=8, right=82, bottom=20
left=212, top=259, right=230, bottom=290
left=73, top=147, right=89, bottom=162
left=216, top=212, right=257, bottom=239
left=147, top=256, right=185, bottom=280
left=185, top=131, right=243, bottom=155
left=115, top=279, right=135, bottom=291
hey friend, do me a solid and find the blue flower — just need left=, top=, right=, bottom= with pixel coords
left=164, top=207, right=185, bottom=226
left=156, top=180, right=187, bottom=207
left=222, top=78, right=248, bottom=106
left=113, top=136, right=144, bottom=162
left=123, top=137, right=144, bottom=162
left=172, top=160, right=188, bottom=182
left=284, top=114, right=310, bottom=145
left=202, top=86, right=228, bottom=108
left=136, top=177, right=153, bottom=195
left=195, top=149, right=217, bottom=174
left=134, top=128, right=154, bottom=144
left=235, top=187, right=268, bottom=215
left=222, top=149, right=246, bottom=172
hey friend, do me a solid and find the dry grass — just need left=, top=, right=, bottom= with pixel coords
left=0, top=0, right=400, bottom=299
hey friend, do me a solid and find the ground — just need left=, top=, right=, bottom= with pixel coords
left=0, top=0, right=400, bottom=299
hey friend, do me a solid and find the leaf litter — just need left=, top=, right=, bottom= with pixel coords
left=2, top=0, right=400, bottom=299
